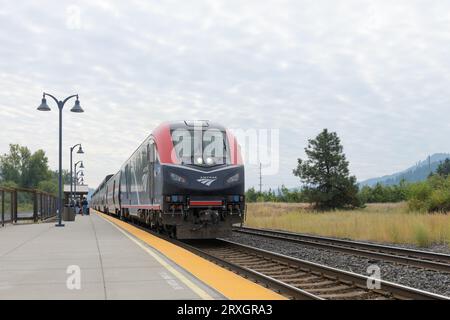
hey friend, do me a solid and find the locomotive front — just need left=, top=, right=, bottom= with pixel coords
left=157, top=121, right=245, bottom=239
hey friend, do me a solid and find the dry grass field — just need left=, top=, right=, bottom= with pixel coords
left=244, top=202, right=450, bottom=247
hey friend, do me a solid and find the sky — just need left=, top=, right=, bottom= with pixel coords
left=1, top=0, right=450, bottom=190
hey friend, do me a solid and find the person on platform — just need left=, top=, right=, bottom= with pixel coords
left=82, top=197, right=88, bottom=216
left=75, top=200, right=81, bottom=215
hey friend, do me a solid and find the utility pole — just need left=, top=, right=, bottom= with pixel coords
left=259, top=162, right=262, bottom=193
left=428, top=155, right=431, bottom=175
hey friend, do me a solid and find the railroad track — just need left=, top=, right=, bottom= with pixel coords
left=233, top=226, right=450, bottom=273
left=98, top=211, right=449, bottom=300
left=179, top=238, right=449, bottom=300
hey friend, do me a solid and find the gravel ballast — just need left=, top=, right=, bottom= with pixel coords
left=226, top=232, right=450, bottom=297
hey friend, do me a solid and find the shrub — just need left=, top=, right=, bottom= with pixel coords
left=414, top=224, right=431, bottom=247
left=406, top=176, right=450, bottom=213
left=407, top=181, right=432, bottom=202
left=358, top=182, right=408, bottom=203
left=427, top=188, right=450, bottom=213
left=408, top=198, right=427, bottom=212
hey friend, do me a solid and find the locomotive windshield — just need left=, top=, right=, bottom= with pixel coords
left=171, top=128, right=231, bottom=166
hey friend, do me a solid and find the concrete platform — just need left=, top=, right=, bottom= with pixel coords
left=0, top=214, right=224, bottom=300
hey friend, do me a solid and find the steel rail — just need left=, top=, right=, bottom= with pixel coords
left=188, top=238, right=449, bottom=300
left=233, top=226, right=450, bottom=273
left=174, top=239, right=323, bottom=300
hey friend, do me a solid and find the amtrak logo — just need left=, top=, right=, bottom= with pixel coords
left=197, top=176, right=217, bottom=186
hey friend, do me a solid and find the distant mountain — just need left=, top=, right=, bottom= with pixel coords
left=359, top=153, right=450, bottom=187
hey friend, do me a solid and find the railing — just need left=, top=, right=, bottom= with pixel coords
left=0, top=187, right=58, bottom=227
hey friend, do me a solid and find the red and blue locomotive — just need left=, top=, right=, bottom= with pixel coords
left=91, top=120, right=245, bottom=239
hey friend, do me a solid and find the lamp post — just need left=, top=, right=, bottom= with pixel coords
left=37, top=92, right=84, bottom=227
left=74, top=161, right=84, bottom=203
left=70, top=144, right=84, bottom=211
left=76, top=170, right=84, bottom=185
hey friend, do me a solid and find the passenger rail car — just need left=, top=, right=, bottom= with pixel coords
left=91, top=120, right=245, bottom=239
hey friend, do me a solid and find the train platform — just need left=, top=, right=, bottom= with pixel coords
left=0, top=211, right=284, bottom=300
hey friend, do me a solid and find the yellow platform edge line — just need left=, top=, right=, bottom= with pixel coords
left=101, top=214, right=213, bottom=300
left=95, top=211, right=286, bottom=300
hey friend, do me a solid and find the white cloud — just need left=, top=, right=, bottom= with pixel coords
left=1, top=0, right=450, bottom=190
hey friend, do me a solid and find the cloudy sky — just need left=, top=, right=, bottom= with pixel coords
left=1, top=0, right=450, bottom=190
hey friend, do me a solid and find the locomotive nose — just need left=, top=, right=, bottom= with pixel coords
left=161, top=164, right=245, bottom=215
left=163, top=165, right=244, bottom=192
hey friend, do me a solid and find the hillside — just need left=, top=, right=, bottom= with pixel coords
left=359, top=153, right=450, bottom=187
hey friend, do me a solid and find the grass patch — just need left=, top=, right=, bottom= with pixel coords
left=413, top=224, right=431, bottom=247
left=244, top=202, right=450, bottom=247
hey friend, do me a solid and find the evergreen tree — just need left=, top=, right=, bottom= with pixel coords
left=436, top=158, right=450, bottom=177
left=293, top=129, right=361, bottom=209
left=245, top=187, right=258, bottom=202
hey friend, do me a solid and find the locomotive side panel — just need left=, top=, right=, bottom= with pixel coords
left=106, top=172, right=121, bottom=215
left=119, top=136, right=155, bottom=217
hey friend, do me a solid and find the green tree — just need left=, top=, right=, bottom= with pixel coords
left=0, top=180, right=18, bottom=189
left=436, top=158, right=450, bottom=177
left=0, top=144, right=51, bottom=189
left=245, top=187, right=258, bottom=202
left=358, top=180, right=408, bottom=203
left=0, top=144, right=29, bottom=185
left=25, top=149, right=51, bottom=188
left=358, top=185, right=372, bottom=203
left=278, top=185, right=305, bottom=203
left=48, top=169, right=71, bottom=186
left=37, top=180, right=58, bottom=195
left=293, top=129, right=361, bottom=209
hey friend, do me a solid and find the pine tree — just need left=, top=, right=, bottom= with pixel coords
left=293, top=129, right=361, bottom=209
left=436, top=158, right=450, bottom=177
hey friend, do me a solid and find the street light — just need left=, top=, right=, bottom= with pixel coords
left=74, top=161, right=84, bottom=202
left=70, top=144, right=84, bottom=210
left=75, top=161, right=84, bottom=174
left=37, top=92, right=84, bottom=227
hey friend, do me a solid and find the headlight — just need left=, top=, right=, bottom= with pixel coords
left=170, top=173, right=186, bottom=184
left=226, top=173, right=240, bottom=184
left=227, top=195, right=241, bottom=202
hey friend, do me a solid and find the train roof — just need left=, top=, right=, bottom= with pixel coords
left=165, top=120, right=227, bottom=131
left=92, top=174, right=114, bottom=196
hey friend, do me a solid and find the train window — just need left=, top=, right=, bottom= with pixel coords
left=113, top=180, right=116, bottom=204
left=171, top=128, right=230, bottom=166
left=141, top=145, right=147, bottom=164
left=149, top=143, right=155, bottom=163
left=172, top=130, right=191, bottom=163
left=155, top=149, right=160, bottom=164
left=125, top=164, right=130, bottom=198
left=203, top=129, right=227, bottom=164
